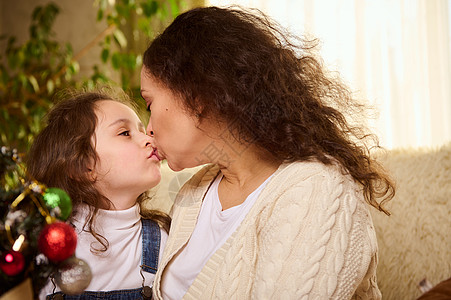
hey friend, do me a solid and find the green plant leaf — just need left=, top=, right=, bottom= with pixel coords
left=32, top=6, right=43, bottom=21
left=28, top=76, right=40, bottom=92
left=69, top=61, right=80, bottom=75
left=116, top=3, right=133, bottom=19
left=136, top=54, right=142, bottom=66
left=141, top=0, right=159, bottom=17
left=168, top=0, right=180, bottom=17
left=113, top=29, right=127, bottom=48
left=123, top=53, right=138, bottom=70
left=101, top=48, right=109, bottom=63
left=46, top=79, right=54, bottom=94
left=99, top=0, right=108, bottom=11
left=111, top=52, right=121, bottom=69
left=137, top=18, right=152, bottom=36
left=97, top=8, right=104, bottom=21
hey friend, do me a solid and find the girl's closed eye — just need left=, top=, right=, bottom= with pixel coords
left=119, top=130, right=130, bottom=136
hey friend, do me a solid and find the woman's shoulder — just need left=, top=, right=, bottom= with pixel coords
left=274, top=159, right=355, bottom=188
left=254, top=160, right=373, bottom=241
left=259, top=160, right=365, bottom=217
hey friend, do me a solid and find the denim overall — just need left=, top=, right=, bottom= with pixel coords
left=47, top=219, right=161, bottom=300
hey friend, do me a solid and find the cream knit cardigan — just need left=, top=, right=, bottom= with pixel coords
left=153, top=161, right=381, bottom=299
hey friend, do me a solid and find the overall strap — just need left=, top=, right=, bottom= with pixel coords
left=141, top=218, right=161, bottom=274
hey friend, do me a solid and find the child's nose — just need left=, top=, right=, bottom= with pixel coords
left=143, top=133, right=153, bottom=147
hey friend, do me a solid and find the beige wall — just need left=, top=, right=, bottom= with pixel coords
left=1, top=0, right=106, bottom=77
left=1, top=0, right=205, bottom=76
left=0, top=1, right=3, bottom=35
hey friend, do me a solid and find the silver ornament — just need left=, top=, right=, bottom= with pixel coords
left=54, top=257, right=92, bottom=295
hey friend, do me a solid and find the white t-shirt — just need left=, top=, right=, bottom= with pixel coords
left=39, top=204, right=168, bottom=299
left=161, top=173, right=273, bottom=300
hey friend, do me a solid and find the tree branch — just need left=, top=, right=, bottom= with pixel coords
left=52, top=23, right=117, bottom=81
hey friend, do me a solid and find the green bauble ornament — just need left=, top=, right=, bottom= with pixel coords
left=43, top=187, right=72, bottom=220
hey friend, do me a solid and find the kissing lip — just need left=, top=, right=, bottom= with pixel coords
left=149, top=148, right=162, bottom=161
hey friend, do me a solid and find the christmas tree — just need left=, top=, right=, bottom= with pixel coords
left=0, top=146, right=91, bottom=298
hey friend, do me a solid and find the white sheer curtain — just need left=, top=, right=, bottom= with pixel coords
left=208, top=0, right=451, bottom=149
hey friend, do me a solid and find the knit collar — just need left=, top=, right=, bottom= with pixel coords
left=72, top=203, right=141, bottom=233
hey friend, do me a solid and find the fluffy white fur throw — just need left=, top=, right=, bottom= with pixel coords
left=371, top=143, right=451, bottom=299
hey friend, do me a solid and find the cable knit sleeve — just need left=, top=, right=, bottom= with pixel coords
left=251, top=164, right=381, bottom=299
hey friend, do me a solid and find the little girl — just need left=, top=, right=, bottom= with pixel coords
left=26, top=89, right=170, bottom=299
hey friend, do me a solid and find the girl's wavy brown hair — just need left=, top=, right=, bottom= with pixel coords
left=26, top=87, right=170, bottom=252
left=143, top=6, right=394, bottom=214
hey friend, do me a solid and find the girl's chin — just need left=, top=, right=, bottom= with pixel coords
left=140, top=172, right=161, bottom=191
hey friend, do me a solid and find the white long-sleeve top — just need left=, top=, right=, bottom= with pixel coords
left=40, top=204, right=168, bottom=299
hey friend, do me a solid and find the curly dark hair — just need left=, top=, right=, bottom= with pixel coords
left=26, top=88, right=170, bottom=252
left=143, top=6, right=394, bottom=214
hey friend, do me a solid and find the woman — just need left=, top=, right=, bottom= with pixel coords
left=140, top=6, right=394, bottom=299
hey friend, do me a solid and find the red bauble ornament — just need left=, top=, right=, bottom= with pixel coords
left=38, top=222, right=77, bottom=262
left=0, top=250, right=25, bottom=276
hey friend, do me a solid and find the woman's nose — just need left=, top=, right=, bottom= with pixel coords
left=146, top=120, right=153, bottom=137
